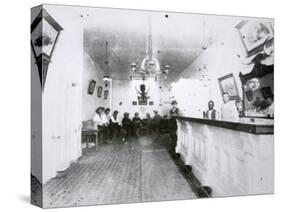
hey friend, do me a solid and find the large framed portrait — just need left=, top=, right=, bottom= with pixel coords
left=218, top=73, right=240, bottom=100
left=235, top=20, right=274, bottom=56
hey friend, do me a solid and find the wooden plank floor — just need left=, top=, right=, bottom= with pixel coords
left=43, top=133, right=196, bottom=208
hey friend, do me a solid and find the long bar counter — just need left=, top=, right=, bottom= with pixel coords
left=175, top=116, right=274, bottom=197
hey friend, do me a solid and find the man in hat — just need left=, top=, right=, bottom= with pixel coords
left=169, top=100, right=180, bottom=146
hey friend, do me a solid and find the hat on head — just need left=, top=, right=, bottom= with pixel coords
left=171, top=100, right=178, bottom=105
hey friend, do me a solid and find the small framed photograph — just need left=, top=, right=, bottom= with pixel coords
left=87, top=80, right=96, bottom=95
left=149, top=101, right=154, bottom=106
left=218, top=73, right=240, bottom=100
left=132, top=101, right=137, bottom=105
left=236, top=20, right=274, bottom=56
left=97, top=86, right=103, bottom=98
left=104, top=90, right=109, bottom=99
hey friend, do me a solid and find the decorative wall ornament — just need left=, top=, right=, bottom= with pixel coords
left=239, top=62, right=273, bottom=85
left=218, top=73, right=240, bottom=100
left=136, top=84, right=150, bottom=105
left=31, top=9, right=63, bottom=90
left=87, top=80, right=96, bottom=95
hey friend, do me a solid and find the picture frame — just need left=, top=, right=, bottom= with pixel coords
left=87, top=80, right=96, bottom=95
left=235, top=20, right=274, bottom=56
left=149, top=101, right=154, bottom=106
left=218, top=73, right=240, bottom=100
left=132, top=101, right=137, bottom=105
left=97, top=86, right=103, bottom=98
left=104, top=90, right=109, bottom=99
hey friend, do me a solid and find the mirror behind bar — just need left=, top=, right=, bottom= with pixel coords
left=239, top=62, right=274, bottom=119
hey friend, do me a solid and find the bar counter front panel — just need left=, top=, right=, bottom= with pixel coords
left=175, top=116, right=274, bottom=197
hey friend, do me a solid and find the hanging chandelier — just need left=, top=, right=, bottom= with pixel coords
left=130, top=16, right=170, bottom=80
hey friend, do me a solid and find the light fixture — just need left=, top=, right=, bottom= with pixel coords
left=130, top=16, right=169, bottom=80
left=130, top=62, right=137, bottom=72
left=199, top=64, right=211, bottom=82
left=201, top=20, right=208, bottom=50
left=163, top=65, right=170, bottom=74
left=103, top=41, right=111, bottom=83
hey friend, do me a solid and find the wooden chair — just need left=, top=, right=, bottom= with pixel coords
left=81, top=120, right=102, bottom=150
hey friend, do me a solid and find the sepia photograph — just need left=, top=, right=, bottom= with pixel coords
left=31, top=4, right=274, bottom=209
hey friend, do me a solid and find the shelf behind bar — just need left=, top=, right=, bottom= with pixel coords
left=175, top=116, right=274, bottom=135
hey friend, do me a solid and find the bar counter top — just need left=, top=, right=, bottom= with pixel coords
left=175, top=116, right=274, bottom=135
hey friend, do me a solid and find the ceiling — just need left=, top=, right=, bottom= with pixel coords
left=83, top=8, right=245, bottom=82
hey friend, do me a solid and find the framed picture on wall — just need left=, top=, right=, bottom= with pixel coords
left=235, top=20, right=274, bottom=56
left=87, top=80, right=96, bottom=95
left=218, top=73, right=240, bottom=100
left=104, top=90, right=109, bottom=99
left=97, top=86, right=103, bottom=98
left=132, top=101, right=137, bottom=105
left=149, top=101, right=154, bottom=106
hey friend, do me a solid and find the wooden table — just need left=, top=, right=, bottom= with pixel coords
left=82, top=121, right=103, bottom=150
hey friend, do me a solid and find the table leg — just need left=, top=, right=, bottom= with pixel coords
left=96, top=133, right=98, bottom=151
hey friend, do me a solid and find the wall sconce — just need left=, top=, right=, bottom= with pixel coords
left=103, top=75, right=111, bottom=87
left=31, top=9, right=63, bottom=91
left=130, top=62, right=137, bottom=72
left=162, top=64, right=170, bottom=74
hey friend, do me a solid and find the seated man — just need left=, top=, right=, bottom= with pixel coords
left=204, top=100, right=217, bottom=120
left=152, top=110, right=161, bottom=133
left=132, top=112, right=142, bottom=137
left=109, top=110, right=121, bottom=139
left=121, top=112, right=132, bottom=142
left=142, top=113, right=152, bottom=135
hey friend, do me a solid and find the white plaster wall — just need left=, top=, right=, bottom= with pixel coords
left=82, top=52, right=110, bottom=121
left=31, top=5, right=43, bottom=183
left=41, top=5, right=84, bottom=184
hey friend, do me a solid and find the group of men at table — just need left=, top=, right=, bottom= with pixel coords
left=91, top=99, right=182, bottom=143
left=92, top=107, right=167, bottom=143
